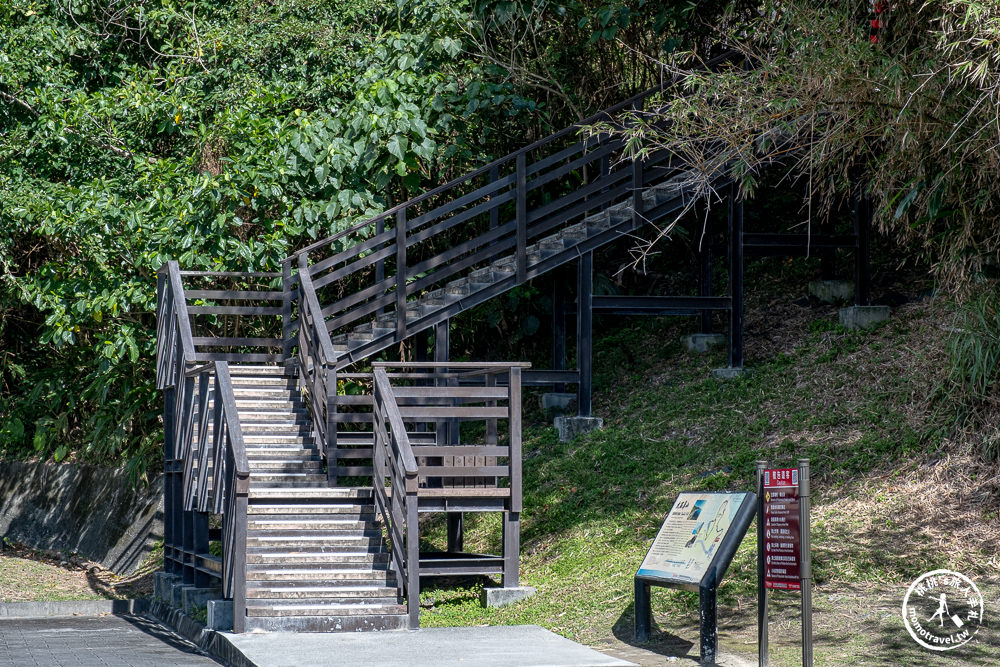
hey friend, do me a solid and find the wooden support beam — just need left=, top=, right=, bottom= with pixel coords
left=728, top=186, right=744, bottom=369
left=577, top=252, right=593, bottom=417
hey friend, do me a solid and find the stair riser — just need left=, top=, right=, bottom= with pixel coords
left=248, top=521, right=378, bottom=531
left=242, top=615, right=407, bottom=632
left=246, top=553, right=390, bottom=564
left=246, top=604, right=406, bottom=618
left=246, top=590, right=399, bottom=601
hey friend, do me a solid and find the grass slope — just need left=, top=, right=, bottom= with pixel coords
left=417, top=282, right=1000, bottom=665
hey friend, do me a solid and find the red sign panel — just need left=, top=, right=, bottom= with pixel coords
left=763, top=468, right=801, bottom=591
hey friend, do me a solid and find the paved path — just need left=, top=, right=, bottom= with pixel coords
left=0, top=615, right=221, bottom=667
left=222, top=625, right=635, bottom=667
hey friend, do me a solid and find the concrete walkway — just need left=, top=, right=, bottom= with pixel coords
left=221, top=625, right=636, bottom=667
left=0, top=614, right=222, bottom=667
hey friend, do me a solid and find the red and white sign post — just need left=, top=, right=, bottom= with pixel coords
left=757, top=460, right=813, bottom=667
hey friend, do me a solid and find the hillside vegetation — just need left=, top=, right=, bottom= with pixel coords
left=418, top=265, right=1000, bottom=665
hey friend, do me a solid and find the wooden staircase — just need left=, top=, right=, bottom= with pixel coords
left=230, top=366, right=408, bottom=632
left=156, top=53, right=765, bottom=635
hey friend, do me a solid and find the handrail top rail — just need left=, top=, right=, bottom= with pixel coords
left=286, top=51, right=739, bottom=262
left=371, top=361, right=531, bottom=369
left=373, top=368, right=418, bottom=476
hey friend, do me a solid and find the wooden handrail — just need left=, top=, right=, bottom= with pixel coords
left=214, top=362, right=250, bottom=485
left=165, top=261, right=196, bottom=364
left=373, top=369, right=418, bottom=480
left=298, top=254, right=337, bottom=366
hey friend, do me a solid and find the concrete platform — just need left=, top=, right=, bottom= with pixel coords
left=0, top=614, right=220, bottom=666
left=220, top=625, right=636, bottom=667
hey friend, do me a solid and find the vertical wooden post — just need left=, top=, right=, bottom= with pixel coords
left=728, top=187, right=744, bottom=369
left=505, top=365, right=523, bottom=588
left=577, top=252, right=593, bottom=417
left=853, top=178, right=872, bottom=306
left=631, top=155, right=644, bottom=230
left=552, top=272, right=567, bottom=393
left=193, top=511, right=210, bottom=587
left=376, top=216, right=386, bottom=316
left=326, top=366, right=338, bottom=486
left=699, top=218, right=714, bottom=334
left=489, top=164, right=500, bottom=232
left=232, top=486, right=248, bottom=633
left=396, top=208, right=407, bottom=339
left=281, top=258, right=294, bottom=371
left=516, top=152, right=527, bottom=284
left=163, top=386, right=177, bottom=574
left=406, top=493, right=420, bottom=630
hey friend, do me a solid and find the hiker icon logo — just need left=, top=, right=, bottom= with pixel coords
left=902, top=569, right=983, bottom=651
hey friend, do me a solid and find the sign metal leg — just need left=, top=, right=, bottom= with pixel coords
left=634, top=579, right=651, bottom=642
left=757, top=460, right=769, bottom=667
left=699, top=571, right=718, bottom=664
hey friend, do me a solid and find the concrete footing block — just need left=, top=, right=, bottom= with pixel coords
left=181, top=587, right=222, bottom=615
left=540, top=392, right=576, bottom=414
left=154, top=572, right=181, bottom=600
left=808, top=280, right=854, bottom=304
left=554, top=416, right=603, bottom=442
left=480, top=586, right=537, bottom=608
left=839, top=305, right=890, bottom=330
left=682, top=333, right=727, bottom=353
left=206, top=599, right=233, bottom=631
left=711, top=367, right=750, bottom=380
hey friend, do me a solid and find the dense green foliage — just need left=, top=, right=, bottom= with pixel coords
left=1, top=0, right=718, bottom=477
left=0, top=0, right=541, bottom=476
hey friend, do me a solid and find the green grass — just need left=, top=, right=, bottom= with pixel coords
left=415, top=295, right=997, bottom=664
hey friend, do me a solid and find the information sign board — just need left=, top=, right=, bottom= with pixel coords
left=762, top=468, right=801, bottom=591
left=637, top=491, right=749, bottom=586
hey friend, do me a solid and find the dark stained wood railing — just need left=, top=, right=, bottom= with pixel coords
left=371, top=368, right=419, bottom=629
left=287, top=53, right=739, bottom=373
left=371, top=362, right=528, bottom=629
left=156, top=262, right=251, bottom=632
left=296, top=254, right=338, bottom=482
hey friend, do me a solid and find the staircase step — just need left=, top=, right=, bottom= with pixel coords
left=246, top=601, right=406, bottom=617
left=248, top=518, right=377, bottom=530
left=246, top=551, right=390, bottom=564
left=245, top=567, right=394, bottom=582
left=242, top=614, right=407, bottom=632
left=246, top=585, right=399, bottom=600
left=247, top=505, right=374, bottom=516
left=243, top=434, right=315, bottom=444
left=248, top=461, right=324, bottom=472
left=247, top=529, right=381, bottom=543
left=248, top=487, right=372, bottom=500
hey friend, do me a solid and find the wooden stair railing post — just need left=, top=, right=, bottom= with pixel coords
left=728, top=185, right=744, bottom=369
left=214, top=362, right=250, bottom=633
left=503, top=366, right=523, bottom=588
left=376, top=215, right=386, bottom=316
left=577, top=252, right=594, bottom=417
left=552, top=270, right=567, bottom=393
left=516, top=151, right=527, bottom=284
left=852, top=174, right=872, bottom=307
left=373, top=368, right=420, bottom=629
left=281, top=258, right=295, bottom=370
left=405, top=484, right=419, bottom=630
left=396, top=208, right=407, bottom=339
left=699, top=217, right=714, bottom=335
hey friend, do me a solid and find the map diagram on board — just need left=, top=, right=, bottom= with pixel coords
left=636, top=492, right=748, bottom=585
